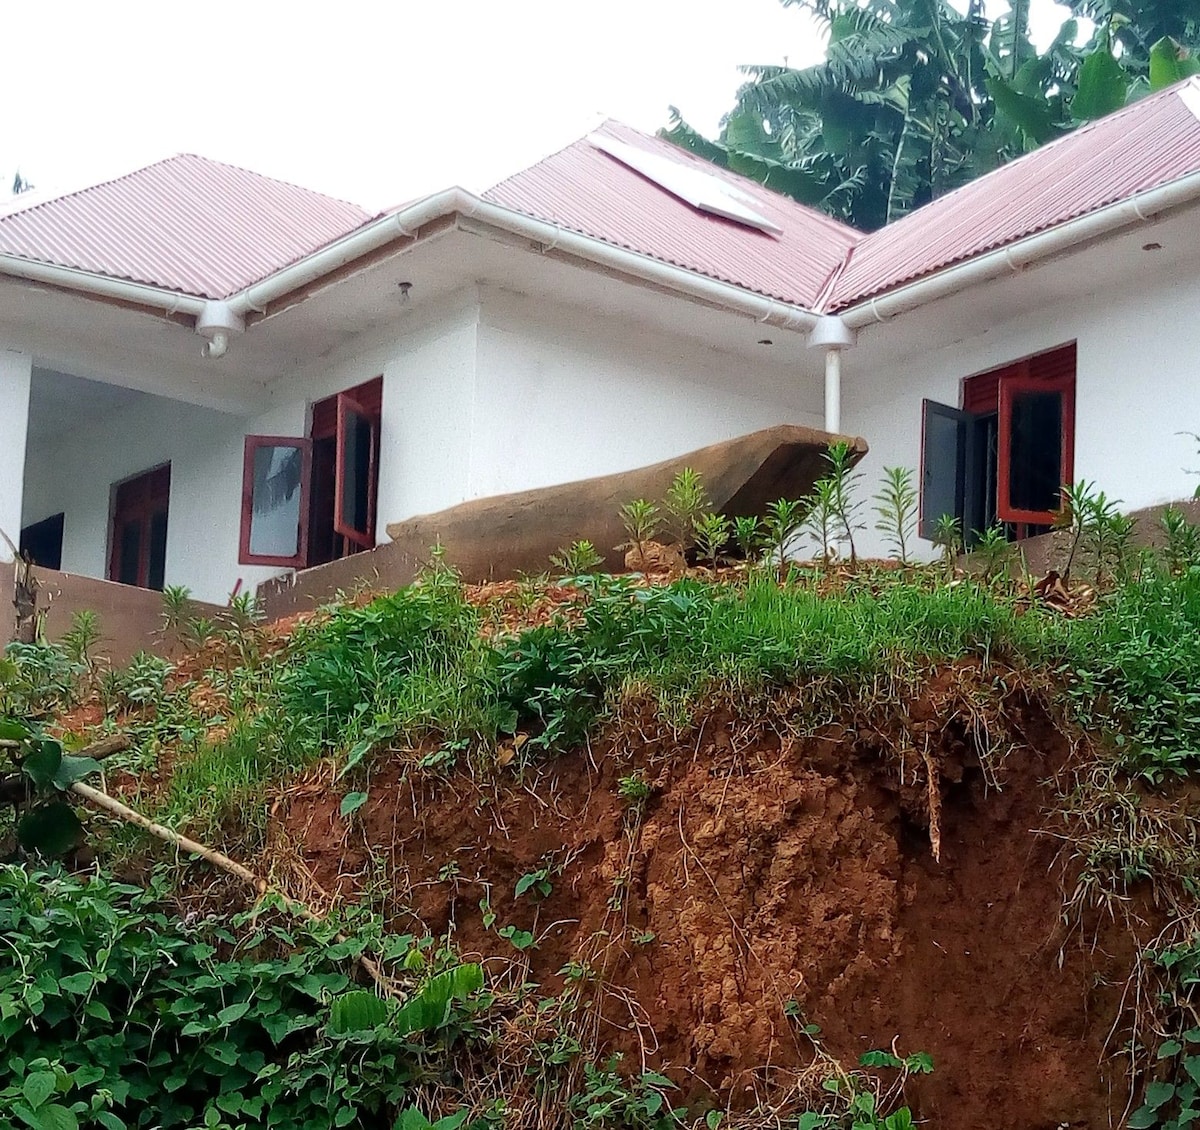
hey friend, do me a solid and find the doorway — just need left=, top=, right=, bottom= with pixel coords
left=108, top=464, right=170, bottom=589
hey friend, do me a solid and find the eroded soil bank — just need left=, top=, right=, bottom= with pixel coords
left=270, top=669, right=1137, bottom=1130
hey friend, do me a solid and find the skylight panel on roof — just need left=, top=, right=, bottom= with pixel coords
left=589, top=133, right=783, bottom=237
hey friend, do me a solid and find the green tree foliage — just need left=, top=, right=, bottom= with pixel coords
left=665, top=0, right=1200, bottom=231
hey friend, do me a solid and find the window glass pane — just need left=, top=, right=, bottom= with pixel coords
left=147, top=510, right=169, bottom=591
left=1007, top=390, right=1062, bottom=514
left=248, top=444, right=305, bottom=558
left=117, top=521, right=141, bottom=586
left=337, top=403, right=374, bottom=541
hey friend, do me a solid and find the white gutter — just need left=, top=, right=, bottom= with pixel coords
left=0, top=254, right=207, bottom=318
left=839, top=165, right=1200, bottom=330
left=223, top=187, right=820, bottom=332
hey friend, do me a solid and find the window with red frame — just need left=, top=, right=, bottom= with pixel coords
left=920, top=344, right=1075, bottom=545
left=239, top=377, right=381, bottom=569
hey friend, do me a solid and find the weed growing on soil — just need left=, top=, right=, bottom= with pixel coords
left=620, top=500, right=663, bottom=566
left=872, top=467, right=917, bottom=566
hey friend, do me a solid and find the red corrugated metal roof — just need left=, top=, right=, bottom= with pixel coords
left=483, top=120, right=863, bottom=310
left=826, top=79, right=1200, bottom=311
left=0, top=154, right=373, bottom=300
left=5, top=89, right=1200, bottom=317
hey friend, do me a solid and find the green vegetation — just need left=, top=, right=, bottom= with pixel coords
left=667, top=0, right=1200, bottom=230
left=8, top=456, right=1200, bottom=1126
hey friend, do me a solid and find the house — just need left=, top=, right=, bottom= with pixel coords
left=4, top=79, right=1200, bottom=616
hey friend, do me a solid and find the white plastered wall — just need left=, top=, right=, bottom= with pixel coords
left=843, top=269, right=1200, bottom=560
left=468, top=290, right=824, bottom=499
left=0, top=349, right=32, bottom=562
left=19, top=284, right=824, bottom=602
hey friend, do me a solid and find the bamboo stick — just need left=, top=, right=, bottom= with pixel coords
left=69, top=780, right=399, bottom=997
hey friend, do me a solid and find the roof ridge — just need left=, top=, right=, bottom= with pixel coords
left=170, top=152, right=372, bottom=215
left=483, top=118, right=609, bottom=197
left=0, top=153, right=373, bottom=229
left=0, top=154, right=184, bottom=222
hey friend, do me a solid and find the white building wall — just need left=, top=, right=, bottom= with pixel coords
left=19, top=288, right=823, bottom=602
left=470, top=293, right=823, bottom=500
left=22, top=397, right=267, bottom=602
left=844, top=272, right=1200, bottom=560
left=0, top=350, right=32, bottom=562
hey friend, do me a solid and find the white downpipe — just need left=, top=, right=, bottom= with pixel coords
left=839, top=166, right=1200, bottom=329
left=824, top=349, right=841, bottom=434
left=223, top=189, right=820, bottom=333
left=0, top=255, right=207, bottom=318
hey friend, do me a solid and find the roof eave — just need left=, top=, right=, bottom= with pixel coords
left=834, top=165, right=1200, bottom=328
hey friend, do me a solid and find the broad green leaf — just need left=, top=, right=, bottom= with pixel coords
left=22, top=1072, right=57, bottom=1111
left=395, top=964, right=484, bottom=1035
left=329, top=990, right=388, bottom=1035
left=58, top=972, right=93, bottom=995
left=988, top=73, right=1060, bottom=144
left=859, top=1050, right=904, bottom=1069
left=797, top=1117, right=826, bottom=1130
left=1127, top=1106, right=1158, bottom=1129
left=17, top=803, right=83, bottom=856
left=0, top=719, right=29, bottom=741
left=22, top=741, right=63, bottom=788
left=1150, top=37, right=1200, bottom=90
left=338, top=739, right=373, bottom=779
left=1072, top=38, right=1129, bottom=121
left=1146, top=1080, right=1178, bottom=1110
left=94, top=1114, right=126, bottom=1130
left=1187, top=1055, right=1200, bottom=1086
left=394, top=1109, right=432, bottom=1130
left=52, top=756, right=103, bottom=790
left=339, top=791, right=368, bottom=818
left=1160, top=1039, right=1184, bottom=1058
left=33, top=1105, right=78, bottom=1130
left=217, top=1001, right=252, bottom=1025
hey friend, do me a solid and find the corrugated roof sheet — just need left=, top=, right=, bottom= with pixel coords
left=0, top=154, right=374, bottom=300
left=826, top=79, right=1200, bottom=311
left=483, top=120, right=863, bottom=310
left=6, top=89, right=1200, bottom=316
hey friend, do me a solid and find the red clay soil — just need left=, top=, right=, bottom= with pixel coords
left=272, top=675, right=1140, bottom=1130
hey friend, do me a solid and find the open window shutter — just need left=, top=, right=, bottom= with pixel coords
left=920, top=399, right=973, bottom=540
left=997, top=346, right=1076, bottom=525
left=239, top=436, right=312, bottom=568
left=334, top=392, right=379, bottom=549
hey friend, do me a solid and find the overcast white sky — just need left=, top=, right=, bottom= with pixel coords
left=3, top=0, right=1074, bottom=212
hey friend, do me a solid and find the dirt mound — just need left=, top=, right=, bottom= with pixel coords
left=269, top=670, right=1137, bottom=1129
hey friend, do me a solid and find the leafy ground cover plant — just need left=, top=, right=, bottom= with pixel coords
left=0, top=865, right=493, bottom=1130
left=0, top=720, right=102, bottom=856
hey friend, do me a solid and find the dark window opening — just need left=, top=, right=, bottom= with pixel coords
left=19, top=513, right=64, bottom=570
left=920, top=344, right=1075, bottom=545
left=108, top=464, right=170, bottom=590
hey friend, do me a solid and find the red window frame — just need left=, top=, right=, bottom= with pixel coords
left=333, top=391, right=379, bottom=549
left=239, top=436, right=313, bottom=568
left=996, top=359, right=1075, bottom=525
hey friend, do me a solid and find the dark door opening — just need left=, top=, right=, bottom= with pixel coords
left=108, top=464, right=170, bottom=590
left=19, top=512, right=65, bottom=570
